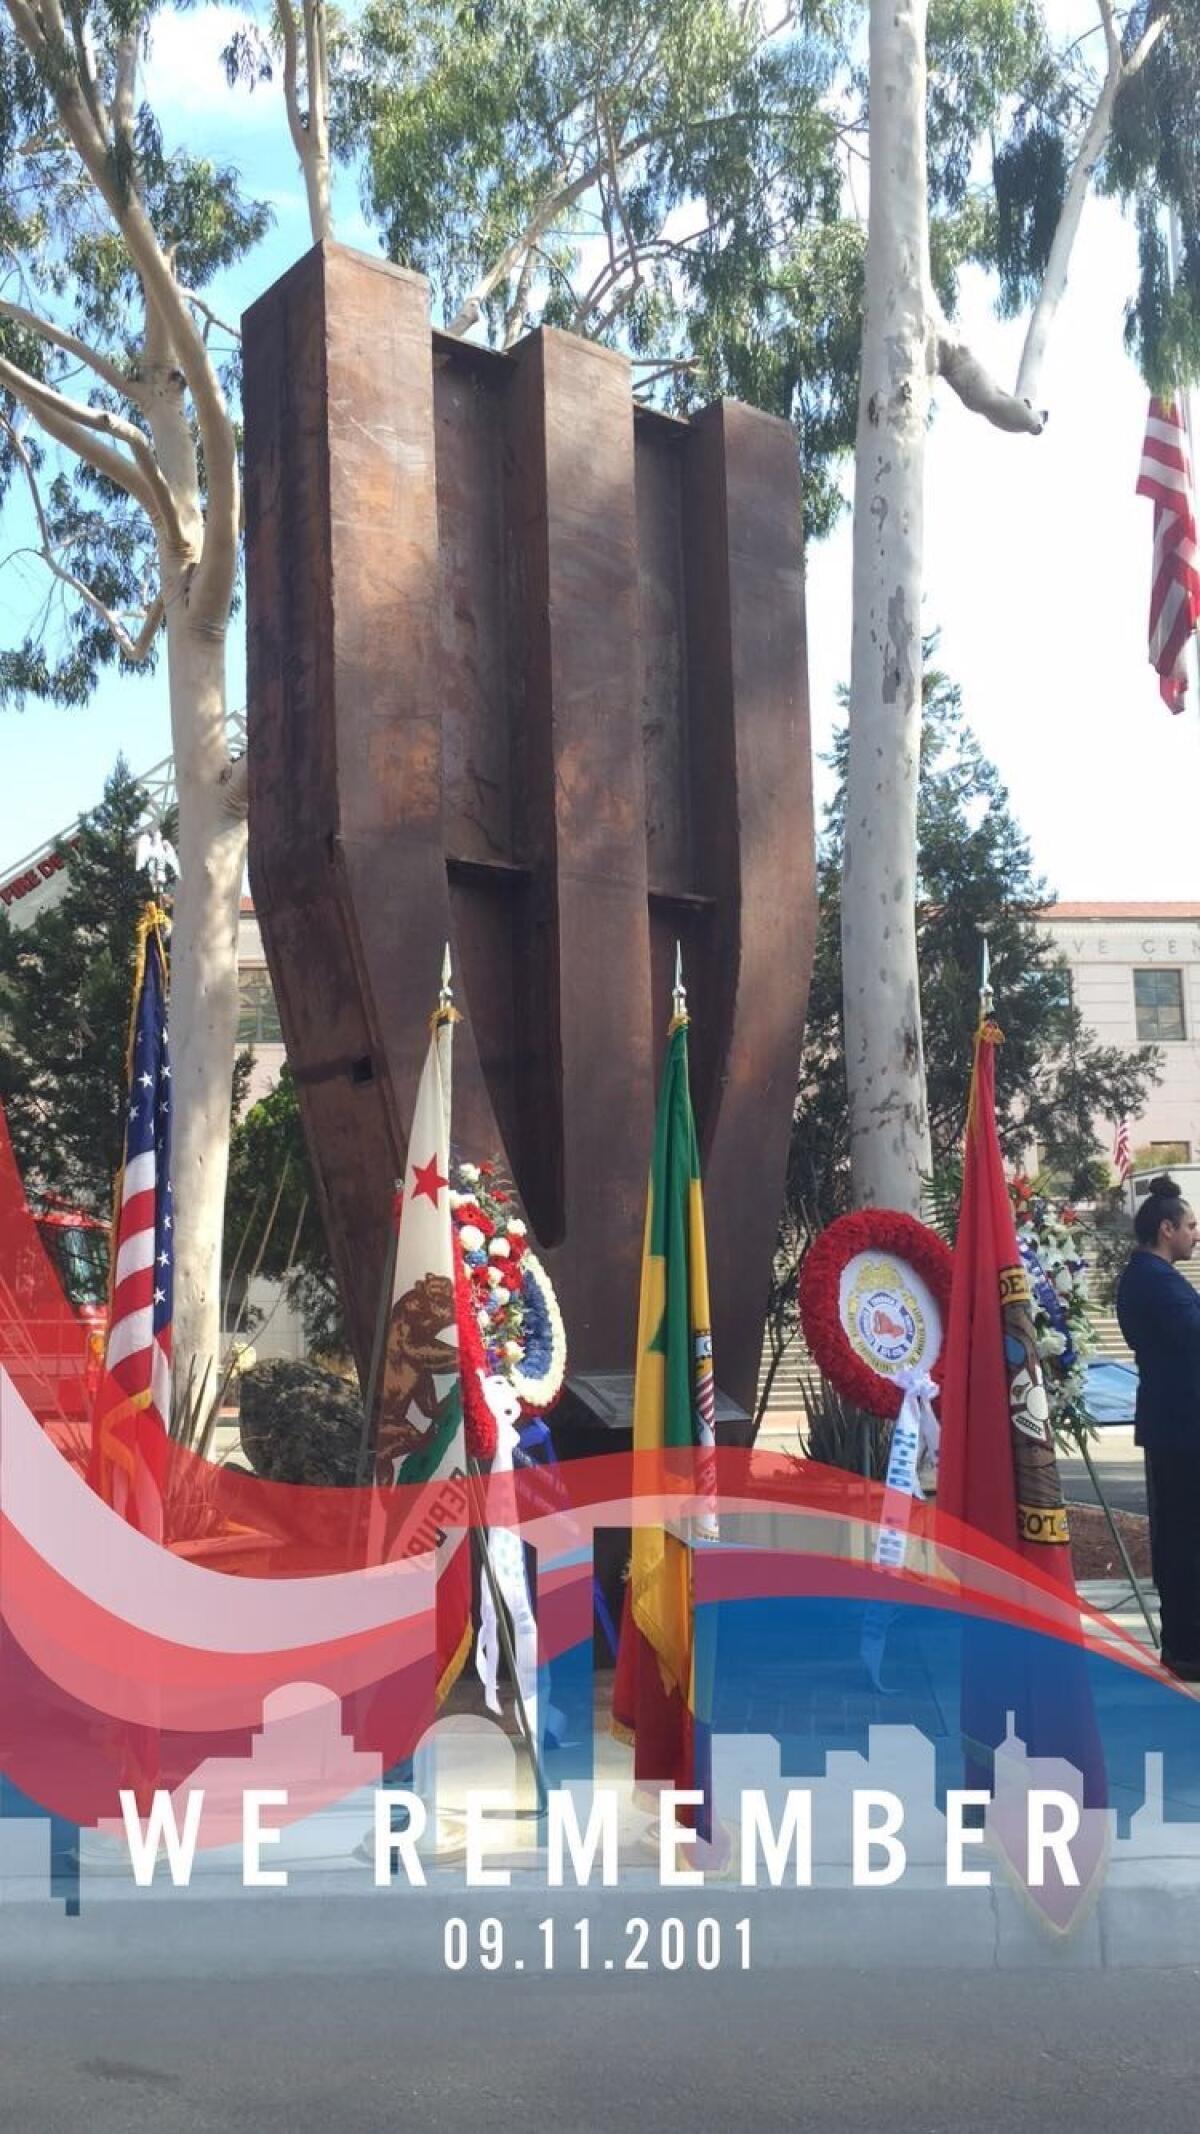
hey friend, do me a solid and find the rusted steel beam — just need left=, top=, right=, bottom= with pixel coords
left=243, top=242, right=813, bottom=1417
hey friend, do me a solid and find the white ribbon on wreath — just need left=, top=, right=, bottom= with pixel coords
left=474, top=1371, right=541, bottom=1741
left=862, top=1368, right=941, bottom=1689
left=873, top=1367, right=940, bottom=1569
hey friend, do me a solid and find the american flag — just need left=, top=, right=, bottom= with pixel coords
left=1113, top=1116, right=1133, bottom=1185
left=1137, top=397, right=1200, bottom=713
left=89, top=907, right=173, bottom=1538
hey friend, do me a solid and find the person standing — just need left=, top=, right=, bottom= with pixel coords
left=1116, top=1174, right=1200, bottom=1678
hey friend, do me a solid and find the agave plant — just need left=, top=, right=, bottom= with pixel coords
left=798, top=1373, right=890, bottom=1480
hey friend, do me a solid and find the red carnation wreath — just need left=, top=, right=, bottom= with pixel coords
left=797, top=1209, right=954, bottom=1419
left=454, top=1231, right=498, bottom=1462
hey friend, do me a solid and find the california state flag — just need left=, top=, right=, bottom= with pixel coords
left=375, top=1015, right=472, bottom=1704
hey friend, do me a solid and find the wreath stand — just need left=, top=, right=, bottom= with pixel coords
left=1073, top=1429, right=1159, bottom=1650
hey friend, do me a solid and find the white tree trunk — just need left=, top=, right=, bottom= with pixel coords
left=160, top=572, right=246, bottom=1385
left=842, top=0, right=933, bottom=1213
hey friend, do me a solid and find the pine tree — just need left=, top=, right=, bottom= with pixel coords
left=223, top=1064, right=347, bottom=1357
left=0, top=759, right=156, bottom=1213
left=788, top=655, right=1162, bottom=1244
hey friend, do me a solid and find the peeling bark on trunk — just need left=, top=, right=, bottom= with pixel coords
left=160, top=573, right=245, bottom=1380
left=145, top=357, right=244, bottom=1387
left=842, top=0, right=933, bottom=1215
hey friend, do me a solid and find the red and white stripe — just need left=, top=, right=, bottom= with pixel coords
left=1137, top=398, right=1200, bottom=714
left=97, top=1148, right=170, bottom=1536
left=1113, top=1117, right=1133, bottom=1185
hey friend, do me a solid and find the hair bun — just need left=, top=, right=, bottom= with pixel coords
left=1148, top=1172, right=1181, bottom=1199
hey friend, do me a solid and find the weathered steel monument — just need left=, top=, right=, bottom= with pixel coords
left=243, top=242, right=814, bottom=1426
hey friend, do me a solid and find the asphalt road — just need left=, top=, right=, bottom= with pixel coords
left=1, top=1898, right=1197, bottom=2134
left=1060, top=1454, right=1148, bottom=1517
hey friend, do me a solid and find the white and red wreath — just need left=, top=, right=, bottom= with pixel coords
left=797, top=1209, right=953, bottom=1418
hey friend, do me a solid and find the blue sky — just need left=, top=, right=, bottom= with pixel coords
left=1, top=4, right=1196, bottom=900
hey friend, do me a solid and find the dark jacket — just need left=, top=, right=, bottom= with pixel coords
left=1116, top=1249, right=1200, bottom=1449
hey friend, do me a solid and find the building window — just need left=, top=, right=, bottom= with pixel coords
left=1149, top=1140, right=1191, bottom=1165
left=237, top=968, right=282, bottom=1044
left=1134, top=968, right=1186, bottom=1042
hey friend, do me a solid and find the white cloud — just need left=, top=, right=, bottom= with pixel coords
left=141, top=5, right=280, bottom=130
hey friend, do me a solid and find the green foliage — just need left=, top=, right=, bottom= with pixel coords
left=0, top=759, right=157, bottom=1212
left=224, top=1064, right=349, bottom=1355
left=922, top=1156, right=964, bottom=1246
left=0, top=3, right=270, bottom=706
left=925, top=0, right=1057, bottom=214
left=341, top=0, right=1053, bottom=537
left=1106, top=2, right=1200, bottom=394
left=799, top=1373, right=889, bottom=1479
left=239, top=1359, right=364, bottom=1486
left=992, top=122, right=1068, bottom=316
left=338, top=0, right=1200, bottom=532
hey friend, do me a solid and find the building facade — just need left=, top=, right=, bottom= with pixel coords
left=1038, top=904, right=1200, bottom=1168
left=235, top=902, right=286, bottom=1101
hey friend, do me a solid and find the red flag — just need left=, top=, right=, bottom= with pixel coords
left=938, top=1020, right=1076, bottom=1595
left=938, top=1019, right=1105, bottom=1841
left=1113, top=1116, right=1133, bottom=1185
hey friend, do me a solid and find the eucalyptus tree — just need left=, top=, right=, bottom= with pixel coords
left=338, top=0, right=866, bottom=534
left=0, top=0, right=330, bottom=1376
left=844, top=0, right=1199, bottom=1211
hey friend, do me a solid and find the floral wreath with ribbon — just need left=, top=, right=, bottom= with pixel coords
left=799, top=1210, right=955, bottom=1663
left=1009, top=1175, right=1095, bottom=1439
left=797, top=1208, right=954, bottom=1420
left=449, top=1162, right=568, bottom=1454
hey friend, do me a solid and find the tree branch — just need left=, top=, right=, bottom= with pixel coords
left=446, top=115, right=702, bottom=333
left=111, top=30, right=139, bottom=185
left=62, top=0, right=111, bottom=145
left=178, top=288, right=242, bottom=343
left=1, top=410, right=165, bottom=662
left=633, top=358, right=700, bottom=394
left=301, top=0, right=333, bottom=242
left=275, top=0, right=309, bottom=169
left=933, top=307, right=1046, bottom=433
left=599, top=92, right=641, bottom=299
left=501, top=247, right=537, bottom=350
left=4, top=0, right=241, bottom=620
left=219, top=751, right=249, bottom=819
left=0, top=346, right=191, bottom=544
left=450, top=97, right=803, bottom=339
left=0, top=295, right=145, bottom=402
left=1015, top=1, right=1167, bottom=407
left=275, top=0, right=332, bottom=243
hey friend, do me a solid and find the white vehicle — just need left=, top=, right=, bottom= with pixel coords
left=1128, top=1164, right=1200, bottom=1216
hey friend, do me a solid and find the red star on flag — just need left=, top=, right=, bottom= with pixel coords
left=410, top=1153, right=449, bottom=1207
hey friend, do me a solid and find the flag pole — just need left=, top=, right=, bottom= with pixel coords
left=1168, top=206, right=1200, bottom=717
left=439, top=946, right=548, bottom=1813
left=977, top=923, right=993, bottom=1022
left=353, top=1187, right=402, bottom=1492
left=437, top=941, right=454, bottom=1147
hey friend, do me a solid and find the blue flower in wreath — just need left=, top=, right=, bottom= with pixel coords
left=1018, top=1234, right=1077, bottom=1374
left=508, top=1249, right=567, bottom=1414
